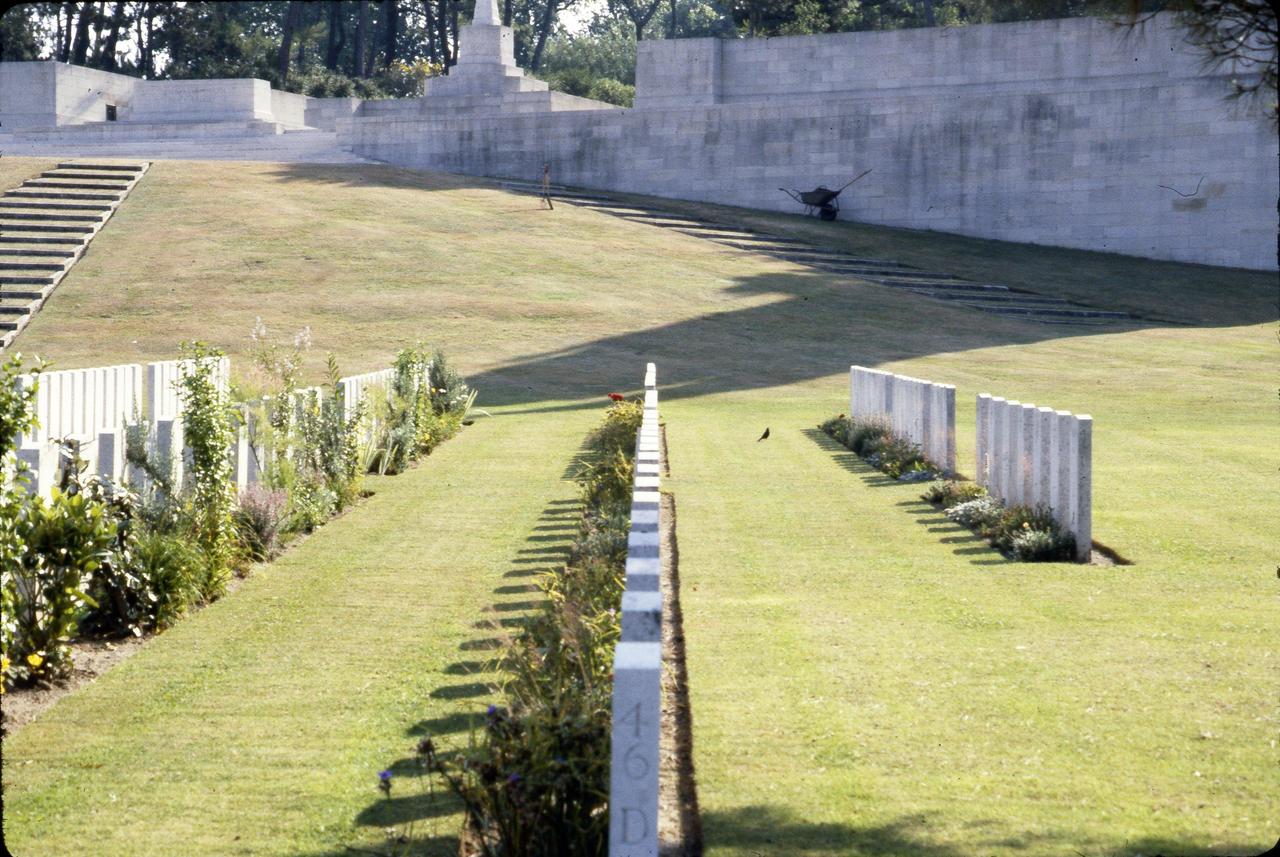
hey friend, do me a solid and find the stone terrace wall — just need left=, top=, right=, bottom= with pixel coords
left=340, top=13, right=1276, bottom=270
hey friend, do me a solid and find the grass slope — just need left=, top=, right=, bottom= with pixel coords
left=2, top=157, right=1275, bottom=855
left=2, top=402, right=592, bottom=857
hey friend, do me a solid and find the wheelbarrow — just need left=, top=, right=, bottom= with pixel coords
left=780, top=169, right=872, bottom=221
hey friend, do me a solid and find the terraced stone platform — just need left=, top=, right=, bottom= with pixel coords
left=500, top=180, right=1138, bottom=326
left=0, top=161, right=149, bottom=348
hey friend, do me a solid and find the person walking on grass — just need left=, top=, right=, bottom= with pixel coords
left=541, top=162, right=554, bottom=210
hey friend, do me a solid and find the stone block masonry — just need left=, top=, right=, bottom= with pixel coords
left=610, top=362, right=662, bottom=857
left=2, top=12, right=1271, bottom=268
left=849, top=366, right=956, bottom=474
left=340, top=12, right=1275, bottom=271
left=977, top=393, right=1091, bottom=562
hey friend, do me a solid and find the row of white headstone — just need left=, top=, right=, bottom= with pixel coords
left=848, top=366, right=1092, bottom=562
left=609, top=363, right=662, bottom=857
left=12, top=357, right=232, bottom=497
left=8, top=357, right=407, bottom=499
left=849, top=366, right=957, bottom=473
left=976, top=394, right=1091, bottom=562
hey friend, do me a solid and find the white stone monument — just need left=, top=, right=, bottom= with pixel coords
left=424, top=0, right=551, bottom=98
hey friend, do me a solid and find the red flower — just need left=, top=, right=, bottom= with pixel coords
left=608, top=393, right=625, bottom=401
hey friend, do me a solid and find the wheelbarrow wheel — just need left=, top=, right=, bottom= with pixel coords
left=818, top=204, right=838, bottom=221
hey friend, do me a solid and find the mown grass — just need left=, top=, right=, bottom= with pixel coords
left=2, top=157, right=1275, bottom=856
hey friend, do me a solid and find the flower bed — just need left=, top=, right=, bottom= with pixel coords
left=382, top=397, right=643, bottom=856
left=820, top=413, right=1074, bottom=562
left=1, top=337, right=477, bottom=693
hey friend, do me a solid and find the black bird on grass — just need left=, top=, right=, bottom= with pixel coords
left=757, top=428, right=770, bottom=442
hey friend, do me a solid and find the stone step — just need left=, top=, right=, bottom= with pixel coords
left=57, top=162, right=145, bottom=172
left=678, top=230, right=809, bottom=246
left=0, top=222, right=93, bottom=233
left=37, top=174, right=132, bottom=186
left=926, top=291, right=1070, bottom=305
left=0, top=274, right=56, bottom=285
left=873, top=280, right=1011, bottom=292
left=0, top=234, right=86, bottom=244
left=0, top=210, right=104, bottom=222
left=958, top=304, right=1131, bottom=320
left=0, top=261, right=65, bottom=271
left=0, top=198, right=113, bottom=211
left=0, top=287, right=45, bottom=299
left=0, top=247, right=74, bottom=257
left=13, top=186, right=123, bottom=200
left=0, top=304, right=33, bottom=316
left=620, top=215, right=713, bottom=229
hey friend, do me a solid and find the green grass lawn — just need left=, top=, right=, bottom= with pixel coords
left=2, top=157, right=1276, bottom=856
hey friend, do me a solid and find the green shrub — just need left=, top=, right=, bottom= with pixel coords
left=818, top=414, right=853, bottom=446
left=868, top=434, right=927, bottom=479
left=126, top=530, right=205, bottom=629
left=177, top=342, right=238, bottom=578
left=1, top=353, right=40, bottom=686
left=586, top=77, right=634, bottom=107
left=846, top=415, right=892, bottom=456
left=7, top=488, right=111, bottom=684
left=923, top=479, right=988, bottom=508
left=294, top=355, right=364, bottom=510
left=945, top=495, right=1005, bottom=530
left=990, top=505, right=1070, bottom=555
left=423, top=700, right=610, bottom=857
left=1009, top=526, right=1076, bottom=562
left=234, top=484, right=288, bottom=561
left=426, top=349, right=469, bottom=417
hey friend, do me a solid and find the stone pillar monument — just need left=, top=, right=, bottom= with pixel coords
left=425, top=0, right=548, bottom=96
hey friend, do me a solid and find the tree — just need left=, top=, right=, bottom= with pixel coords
left=277, top=0, right=302, bottom=83
left=70, top=1, right=93, bottom=64
left=99, top=0, right=129, bottom=70
left=0, top=5, right=43, bottom=61
left=608, top=0, right=665, bottom=40
left=1165, top=0, right=1277, bottom=117
left=354, top=0, right=368, bottom=75
left=383, top=0, right=398, bottom=69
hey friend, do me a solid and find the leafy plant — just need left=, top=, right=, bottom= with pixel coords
left=945, top=495, right=1005, bottom=530
left=234, top=484, right=288, bottom=561
left=7, top=488, right=111, bottom=684
left=922, top=479, right=988, bottom=509
left=177, top=342, right=238, bottom=594
left=1, top=353, right=41, bottom=689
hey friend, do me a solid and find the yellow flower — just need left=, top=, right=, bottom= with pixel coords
left=27, top=653, right=43, bottom=668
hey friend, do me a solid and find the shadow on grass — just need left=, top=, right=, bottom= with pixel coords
left=703, top=806, right=1277, bottom=856
left=803, top=427, right=1009, bottom=565
left=702, top=806, right=966, bottom=856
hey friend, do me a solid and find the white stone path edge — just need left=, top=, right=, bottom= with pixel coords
left=609, top=362, right=662, bottom=857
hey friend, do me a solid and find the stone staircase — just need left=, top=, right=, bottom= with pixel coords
left=501, top=181, right=1137, bottom=326
left=0, top=127, right=371, bottom=164
left=0, top=161, right=149, bottom=349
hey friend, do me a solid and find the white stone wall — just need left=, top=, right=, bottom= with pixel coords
left=1, top=63, right=303, bottom=129
left=342, top=13, right=1276, bottom=270
left=0, top=62, right=56, bottom=128
left=270, top=88, right=310, bottom=129
left=124, top=78, right=273, bottom=124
